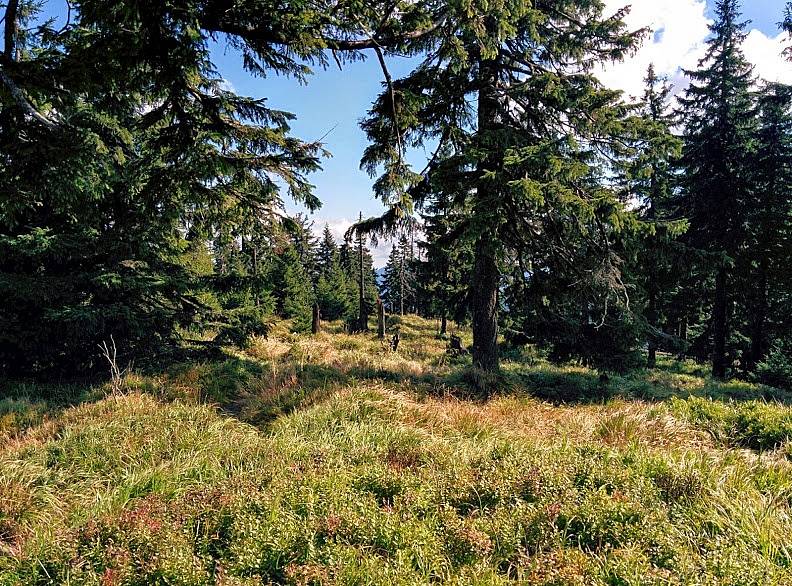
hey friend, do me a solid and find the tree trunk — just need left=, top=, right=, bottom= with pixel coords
left=471, top=239, right=499, bottom=370
left=440, top=312, right=447, bottom=336
left=747, top=257, right=768, bottom=372
left=311, top=302, right=321, bottom=334
left=377, top=298, right=385, bottom=339
left=647, top=294, right=658, bottom=368
left=676, top=316, right=688, bottom=361
left=252, top=244, right=259, bottom=307
left=4, top=0, right=19, bottom=61
left=399, top=256, right=404, bottom=316
left=470, top=55, right=500, bottom=371
left=357, top=212, right=368, bottom=332
left=647, top=179, right=659, bottom=369
left=712, top=266, right=728, bottom=380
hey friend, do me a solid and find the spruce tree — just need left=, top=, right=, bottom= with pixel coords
left=281, top=246, right=315, bottom=333
left=381, top=235, right=417, bottom=315
left=0, top=0, right=323, bottom=373
left=677, top=0, right=757, bottom=379
left=622, top=65, right=684, bottom=368
left=397, top=234, right=417, bottom=314
left=288, top=213, right=320, bottom=284
left=316, top=251, right=353, bottom=321
left=416, top=190, right=473, bottom=330
left=359, top=0, right=643, bottom=370
left=340, top=237, right=378, bottom=329
left=381, top=245, right=403, bottom=314
left=744, top=83, right=792, bottom=370
left=317, top=224, right=339, bottom=277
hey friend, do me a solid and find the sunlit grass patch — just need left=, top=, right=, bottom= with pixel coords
left=669, top=395, right=792, bottom=453
left=3, top=315, right=792, bottom=583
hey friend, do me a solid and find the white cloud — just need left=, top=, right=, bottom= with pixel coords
left=317, top=217, right=393, bottom=268
left=597, top=0, right=712, bottom=99
left=744, top=30, right=792, bottom=84
left=320, top=217, right=353, bottom=242
left=219, top=78, right=236, bottom=93
left=596, top=1, right=792, bottom=98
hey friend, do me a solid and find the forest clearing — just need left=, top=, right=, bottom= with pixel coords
left=3, top=315, right=792, bottom=584
left=2, top=0, right=792, bottom=583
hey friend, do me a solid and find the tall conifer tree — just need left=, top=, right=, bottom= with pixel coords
left=622, top=65, right=684, bottom=368
left=381, top=245, right=404, bottom=315
left=359, top=0, right=643, bottom=370
left=317, top=224, right=339, bottom=277
left=281, top=246, right=315, bottom=332
left=745, top=83, right=792, bottom=370
left=0, top=0, right=324, bottom=373
left=677, top=0, right=756, bottom=379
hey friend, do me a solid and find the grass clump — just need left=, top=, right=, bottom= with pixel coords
left=670, top=396, right=792, bottom=452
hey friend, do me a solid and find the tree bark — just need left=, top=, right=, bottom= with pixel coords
left=647, top=285, right=658, bottom=369
left=712, top=266, right=728, bottom=380
left=646, top=176, right=659, bottom=369
left=676, top=316, right=688, bottom=361
left=399, top=253, right=404, bottom=316
left=747, top=257, right=768, bottom=372
left=311, top=302, right=321, bottom=334
left=357, top=212, right=368, bottom=331
left=471, top=238, right=499, bottom=370
left=440, top=312, right=447, bottom=336
left=4, top=0, right=19, bottom=61
left=377, top=298, right=385, bottom=339
left=252, top=244, right=259, bottom=307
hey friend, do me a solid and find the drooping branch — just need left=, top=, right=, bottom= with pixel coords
left=373, top=44, right=403, bottom=162
left=0, top=61, right=58, bottom=129
left=199, top=9, right=445, bottom=52
left=0, top=2, right=59, bottom=129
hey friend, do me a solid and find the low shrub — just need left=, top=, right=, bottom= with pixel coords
left=757, top=343, right=792, bottom=390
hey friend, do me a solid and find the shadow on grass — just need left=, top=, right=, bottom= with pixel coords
left=142, top=351, right=440, bottom=427
left=0, top=380, right=100, bottom=437
left=501, top=361, right=792, bottom=407
left=4, top=332, right=792, bottom=441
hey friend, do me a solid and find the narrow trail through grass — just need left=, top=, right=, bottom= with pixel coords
left=2, top=316, right=792, bottom=584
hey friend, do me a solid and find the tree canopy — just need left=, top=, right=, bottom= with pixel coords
left=1, top=0, right=791, bottom=385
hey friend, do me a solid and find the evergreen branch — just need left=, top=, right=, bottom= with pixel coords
left=0, top=66, right=58, bottom=129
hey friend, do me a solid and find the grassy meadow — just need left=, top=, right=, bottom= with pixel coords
left=2, top=316, right=792, bottom=584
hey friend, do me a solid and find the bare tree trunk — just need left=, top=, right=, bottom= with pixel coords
left=712, top=266, right=728, bottom=380
left=399, top=252, right=404, bottom=316
left=357, top=212, right=368, bottom=332
left=311, top=302, right=321, bottom=334
left=440, top=312, right=447, bottom=336
left=377, top=298, right=385, bottom=339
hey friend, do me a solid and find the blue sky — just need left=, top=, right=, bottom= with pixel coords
left=37, top=0, right=792, bottom=264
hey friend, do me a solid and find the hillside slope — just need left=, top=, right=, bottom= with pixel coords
left=2, top=317, right=792, bottom=585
